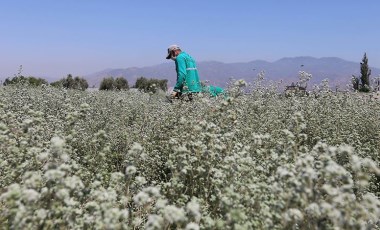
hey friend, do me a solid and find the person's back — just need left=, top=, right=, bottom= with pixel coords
left=174, top=52, right=201, bottom=93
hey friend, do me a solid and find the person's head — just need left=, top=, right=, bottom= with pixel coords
left=166, top=44, right=182, bottom=61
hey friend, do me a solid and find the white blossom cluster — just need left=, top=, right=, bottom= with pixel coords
left=0, top=80, right=379, bottom=229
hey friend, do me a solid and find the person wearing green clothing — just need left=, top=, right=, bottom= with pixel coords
left=166, top=44, right=224, bottom=99
left=166, top=44, right=202, bottom=99
left=202, top=85, right=225, bottom=97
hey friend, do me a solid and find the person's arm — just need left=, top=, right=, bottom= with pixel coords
left=173, top=55, right=187, bottom=92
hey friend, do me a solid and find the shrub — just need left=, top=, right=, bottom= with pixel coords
left=3, top=76, right=48, bottom=86
left=115, top=77, right=129, bottom=90
left=134, top=77, right=168, bottom=93
left=99, top=77, right=129, bottom=90
left=51, top=74, right=88, bottom=90
left=99, top=77, right=115, bottom=90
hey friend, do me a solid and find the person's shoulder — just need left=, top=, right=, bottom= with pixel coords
left=178, top=52, right=188, bottom=57
left=176, top=52, right=187, bottom=61
left=180, top=52, right=194, bottom=60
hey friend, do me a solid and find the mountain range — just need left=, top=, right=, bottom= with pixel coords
left=85, top=56, right=380, bottom=88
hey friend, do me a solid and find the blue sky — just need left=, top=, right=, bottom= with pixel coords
left=1, top=0, right=379, bottom=79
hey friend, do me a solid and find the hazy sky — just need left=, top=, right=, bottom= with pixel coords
left=1, top=0, right=379, bottom=79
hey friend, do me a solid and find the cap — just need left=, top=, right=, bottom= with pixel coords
left=166, top=44, right=180, bottom=59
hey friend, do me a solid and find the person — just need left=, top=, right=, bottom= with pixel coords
left=202, top=84, right=225, bottom=97
left=166, top=45, right=202, bottom=99
left=166, top=44, right=225, bottom=99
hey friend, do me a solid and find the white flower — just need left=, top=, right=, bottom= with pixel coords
left=125, top=165, right=137, bottom=176
left=324, top=161, right=348, bottom=177
left=135, top=176, right=147, bottom=186
left=85, top=201, right=100, bottom=211
left=234, top=79, right=247, bottom=87
left=51, top=136, right=65, bottom=148
left=56, top=188, right=70, bottom=200
left=37, top=151, right=49, bottom=162
left=129, top=142, right=143, bottom=155
left=132, top=217, right=143, bottom=226
left=80, top=103, right=90, bottom=110
left=145, top=215, right=164, bottom=230
left=44, top=169, right=66, bottom=181
left=276, top=167, right=294, bottom=178
left=283, top=208, right=304, bottom=223
left=350, top=155, right=361, bottom=171
left=0, top=184, right=21, bottom=200
left=133, top=191, right=151, bottom=206
left=185, top=222, right=200, bottom=230
left=155, top=199, right=168, bottom=210
left=362, top=193, right=380, bottom=220
left=0, top=122, right=8, bottom=131
left=64, top=176, right=84, bottom=190
left=305, top=203, right=321, bottom=218
left=186, top=199, right=201, bottom=222
left=91, top=180, right=102, bottom=189
left=23, top=119, right=33, bottom=126
left=23, top=172, right=42, bottom=188
left=320, top=202, right=333, bottom=213
left=120, top=209, right=129, bottom=220
left=64, top=197, right=78, bottom=206
left=23, top=189, right=40, bottom=202
left=60, top=153, right=70, bottom=162
left=143, top=186, right=160, bottom=198
left=35, top=209, right=47, bottom=220
left=164, top=205, right=187, bottom=224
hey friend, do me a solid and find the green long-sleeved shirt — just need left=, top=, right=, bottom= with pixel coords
left=173, top=52, right=202, bottom=93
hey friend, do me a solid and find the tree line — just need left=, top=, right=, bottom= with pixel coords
left=3, top=75, right=48, bottom=86
left=98, top=76, right=167, bottom=93
left=3, top=73, right=168, bottom=93
left=4, top=54, right=375, bottom=93
left=3, top=74, right=89, bottom=90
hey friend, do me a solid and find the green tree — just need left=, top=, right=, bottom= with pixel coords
left=360, top=52, right=371, bottom=92
left=99, top=77, right=115, bottom=90
left=99, top=77, right=128, bottom=91
left=51, top=74, right=88, bottom=90
left=134, top=77, right=148, bottom=91
left=3, top=76, right=48, bottom=86
left=50, top=80, right=63, bottom=88
left=134, top=77, right=168, bottom=93
left=3, top=76, right=26, bottom=86
left=115, top=77, right=129, bottom=90
left=28, top=77, right=48, bottom=86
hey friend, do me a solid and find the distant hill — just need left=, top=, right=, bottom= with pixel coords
left=85, top=57, right=380, bottom=89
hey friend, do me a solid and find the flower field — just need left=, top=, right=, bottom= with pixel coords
left=0, top=81, right=379, bottom=229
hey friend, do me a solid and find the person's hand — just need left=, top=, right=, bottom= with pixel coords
left=171, top=91, right=178, bottom=98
